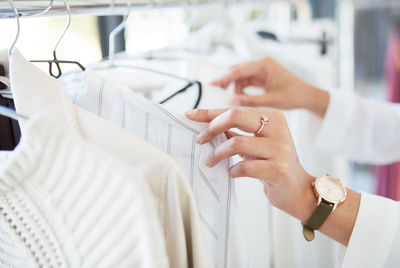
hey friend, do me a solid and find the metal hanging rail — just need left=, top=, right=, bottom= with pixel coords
left=352, top=0, right=400, bottom=9
left=0, top=0, right=238, bottom=18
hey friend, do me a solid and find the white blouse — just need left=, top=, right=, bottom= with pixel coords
left=315, top=89, right=400, bottom=268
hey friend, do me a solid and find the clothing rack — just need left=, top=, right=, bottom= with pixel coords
left=353, top=0, right=400, bottom=9
left=0, top=0, right=253, bottom=18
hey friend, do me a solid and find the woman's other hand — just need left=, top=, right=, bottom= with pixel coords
left=211, top=57, right=330, bottom=118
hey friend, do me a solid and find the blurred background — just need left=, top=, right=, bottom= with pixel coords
left=1, top=0, right=399, bottom=267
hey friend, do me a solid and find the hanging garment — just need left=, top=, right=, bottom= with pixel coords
left=0, top=114, right=168, bottom=268
left=375, top=29, right=400, bottom=201
left=8, top=49, right=215, bottom=268
left=0, top=95, right=21, bottom=150
left=395, top=164, right=400, bottom=201
left=60, top=69, right=247, bottom=268
left=0, top=58, right=21, bottom=150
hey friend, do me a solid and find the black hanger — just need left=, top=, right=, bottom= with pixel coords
left=29, top=0, right=85, bottom=79
left=159, top=80, right=202, bottom=109
left=31, top=51, right=85, bottom=79
left=257, top=31, right=279, bottom=41
left=98, top=63, right=203, bottom=109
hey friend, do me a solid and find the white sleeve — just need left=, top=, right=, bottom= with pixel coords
left=314, top=89, right=400, bottom=164
left=339, top=193, right=400, bottom=268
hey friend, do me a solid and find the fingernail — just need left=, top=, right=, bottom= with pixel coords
left=206, top=162, right=214, bottom=168
left=229, top=166, right=238, bottom=178
left=196, top=136, right=204, bottom=144
left=185, top=109, right=197, bottom=117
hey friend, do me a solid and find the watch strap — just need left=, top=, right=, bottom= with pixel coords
left=302, top=202, right=334, bottom=241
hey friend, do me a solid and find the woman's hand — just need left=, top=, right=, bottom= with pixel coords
left=185, top=107, right=316, bottom=220
left=211, top=57, right=330, bottom=118
left=186, top=107, right=361, bottom=246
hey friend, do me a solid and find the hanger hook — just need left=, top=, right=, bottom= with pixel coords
left=54, top=0, right=71, bottom=53
left=7, top=0, right=54, bottom=57
left=7, top=0, right=20, bottom=58
left=31, top=0, right=55, bottom=17
left=49, top=51, right=63, bottom=79
left=108, top=0, right=132, bottom=66
left=46, top=0, right=70, bottom=79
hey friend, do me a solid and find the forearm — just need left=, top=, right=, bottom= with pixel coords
left=299, top=84, right=330, bottom=118
left=286, top=173, right=361, bottom=246
left=320, top=189, right=361, bottom=246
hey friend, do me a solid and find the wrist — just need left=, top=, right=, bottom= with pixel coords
left=299, top=85, right=330, bottom=118
left=282, top=173, right=360, bottom=246
left=285, top=173, right=317, bottom=222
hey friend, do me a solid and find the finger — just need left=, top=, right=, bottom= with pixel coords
left=185, top=108, right=229, bottom=122
left=224, top=130, right=241, bottom=139
left=210, top=76, right=231, bottom=89
left=206, top=136, right=278, bottom=167
left=234, top=79, right=252, bottom=95
left=211, top=72, right=241, bottom=89
left=196, top=108, right=274, bottom=144
left=229, top=159, right=274, bottom=179
left=240, top=155, right=258, bottom=161
left=231, top=95, right=270, bottom=107
left=234, top=81, right=245, bottom=95
left=211, top=68, right=250, bottom=89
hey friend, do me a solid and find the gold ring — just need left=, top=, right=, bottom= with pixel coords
left=255, top=115, right=269, bottom=135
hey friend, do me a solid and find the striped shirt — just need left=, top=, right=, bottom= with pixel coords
left=62, top=70, right=248, bottom=268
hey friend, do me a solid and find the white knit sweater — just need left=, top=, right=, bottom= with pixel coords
left=0, top=115, right=168, bottom=268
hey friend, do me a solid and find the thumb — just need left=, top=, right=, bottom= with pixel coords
left=231, top=95, right=271, bottom=107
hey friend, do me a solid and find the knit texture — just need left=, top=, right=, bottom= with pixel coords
left=0, top=115, right=168, bottom=268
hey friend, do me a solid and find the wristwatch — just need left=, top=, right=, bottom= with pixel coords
left=302, top=174, right=347, bottom=241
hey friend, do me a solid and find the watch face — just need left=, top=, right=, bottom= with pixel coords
left=315, top=176, right=347, bottom=203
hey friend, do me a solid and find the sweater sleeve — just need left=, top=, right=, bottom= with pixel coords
left=339, top=193, right=400, bottom=268
left=314, top=89, right=400, bottom=164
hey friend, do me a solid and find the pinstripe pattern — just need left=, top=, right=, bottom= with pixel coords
left=97, top=78, right=105, bottom=116
left=198, top=168, right=220, bottom=201
left=63, top=71, right=242, bottom=268
left=199, top=213, right=219, bottom=241
left=167, top=124, right=172, bottom=155
left=134, top=102, right=231, bottom=267
left=190, top=136, right=196, bottom=188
